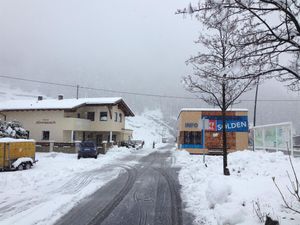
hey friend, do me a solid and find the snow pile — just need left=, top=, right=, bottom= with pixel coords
left=0, top=121, right=28, bottom=138
left=126, top=109, right=173, bottom=148
left=206, top=178, right=232, bottom=209
left=174, top=150, right=300, bottom=225
left=0, top=146, right=154, bottom=225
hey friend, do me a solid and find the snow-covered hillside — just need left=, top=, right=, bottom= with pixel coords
left=126, top=109, right=174, bottom=148
left=174, top=150, right=300, bottom=225
left=0, top=83, right=42, bottom=101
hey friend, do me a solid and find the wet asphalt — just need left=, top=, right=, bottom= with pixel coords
left=55, top=145, right=194, bottom=225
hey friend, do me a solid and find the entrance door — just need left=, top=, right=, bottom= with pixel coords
left=96, top=135, right=102, bottom=146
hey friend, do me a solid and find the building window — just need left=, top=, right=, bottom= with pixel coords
left=119, top=113, right=122, bottom=122
left=100, top=112, right=108, bottom=121
left=183, top=131, right=202, bottom=144
left=87, top=112, right=95, bottom=121
left=115, top=112, right=118, bottom=122
left=42, top=131, right=50, bottom=140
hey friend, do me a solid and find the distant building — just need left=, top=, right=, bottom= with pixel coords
left=0, top=96, right=134, bottom=145
left=177, top=108, right=249, bottom=154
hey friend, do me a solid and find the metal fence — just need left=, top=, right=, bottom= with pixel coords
left=253, top=122, right=300, bottom=157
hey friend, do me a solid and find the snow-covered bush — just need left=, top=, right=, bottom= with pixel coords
left=206, top=178, right=232, bottom=209
left=0, top=120, right=28, bottom=139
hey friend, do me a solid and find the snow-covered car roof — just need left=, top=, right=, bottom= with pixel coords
left=0, top=97, right=134, bottom=116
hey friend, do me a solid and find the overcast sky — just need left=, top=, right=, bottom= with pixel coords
left=0, top=0, right=201, bottom=97
left=1, top=0, right=300, bottom=131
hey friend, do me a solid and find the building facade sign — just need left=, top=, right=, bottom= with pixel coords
left=36, top=119, right=56, bottom=125
left=185, top=122, right=198, bottom=128
left=203, top=116, right=248, bottom=132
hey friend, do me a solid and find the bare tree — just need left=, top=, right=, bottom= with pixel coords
left=182, top=15, right=256, bottom=175
left=178, top=0, right=300, bottom=90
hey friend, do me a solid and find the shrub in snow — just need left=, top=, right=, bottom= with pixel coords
left=214, top=202, right=247, bottom=225
left=0, top=120, right=28, bottom=139
left=206, top=178, right=232, bottom=209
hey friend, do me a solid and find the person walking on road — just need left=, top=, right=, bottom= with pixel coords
left=141, top=141, right=144, bottom=148
left=152, top=141, right=155, bottom=149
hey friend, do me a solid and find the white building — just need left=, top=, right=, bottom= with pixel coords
left=0, top=96, right=134, bottom=145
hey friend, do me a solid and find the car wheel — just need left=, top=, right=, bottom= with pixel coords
left=17, top=164, right=24, bottom=171
left=25, top=162, right=31, bottom=170
left=77, top=155, right=81, bottom=160
left=95, top=155, right=97, bottom=159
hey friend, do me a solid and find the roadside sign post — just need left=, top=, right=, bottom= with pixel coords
left=200, top=117, right=209, bottom=165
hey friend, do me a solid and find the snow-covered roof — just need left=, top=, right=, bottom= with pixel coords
left=180, top=108, right=248, bottom=112
left=0, top=97, right=134, bottom=116
left=178, top=108, right=248, bottom=120
left=0, top=138, right=35, bottom=143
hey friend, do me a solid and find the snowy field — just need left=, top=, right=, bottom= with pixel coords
left=174, top=149, right=300, bottom=225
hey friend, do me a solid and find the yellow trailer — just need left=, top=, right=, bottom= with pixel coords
left=0, top=138, right=36, bottom=171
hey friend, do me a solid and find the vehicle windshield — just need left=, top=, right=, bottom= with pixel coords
left=80, top=142, right=95, bottom=147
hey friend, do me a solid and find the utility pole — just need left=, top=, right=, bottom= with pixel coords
left=76, top=85, right=79, bottom=99
left=252, top=77, right=260, bottom=151
left=253, top=77, right=260, bottom=127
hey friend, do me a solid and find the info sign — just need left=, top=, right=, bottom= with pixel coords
left=202, top=116, right=248, bottom=132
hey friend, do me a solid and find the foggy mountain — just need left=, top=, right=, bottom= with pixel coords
left=1, top=0, right=300, bottom=133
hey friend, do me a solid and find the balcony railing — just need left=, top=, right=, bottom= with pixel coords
left=63, top=118, right=92, bottom=131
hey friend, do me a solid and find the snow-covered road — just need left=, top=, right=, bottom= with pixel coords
left=55, top=145, right=192, bottom=225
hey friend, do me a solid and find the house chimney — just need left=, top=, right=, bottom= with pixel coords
left=58, top=95, right=64, bottom=100
left=38, top=96, right=43, bottom=101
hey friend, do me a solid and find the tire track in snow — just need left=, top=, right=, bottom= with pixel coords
left=86, top=165, right=138, bottom=225
left=154, top=167, right=183, bottom=225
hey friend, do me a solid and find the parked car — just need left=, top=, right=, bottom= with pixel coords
left=120, top=140, right=136, bottom=148
left=78, top=141, right=98, bottom=159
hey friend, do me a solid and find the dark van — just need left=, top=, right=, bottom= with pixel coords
left=78, top=141, right=98, bottom=159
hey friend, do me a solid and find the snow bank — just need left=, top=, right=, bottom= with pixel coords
left=174, top=150, right=300, bottom=225
left=206, top=178, right=232, bottom=209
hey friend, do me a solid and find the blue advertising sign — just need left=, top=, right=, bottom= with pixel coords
left=202, top=116, right=248, bottom=132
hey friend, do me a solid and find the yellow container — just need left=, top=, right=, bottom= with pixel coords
left=0, top=139, right=35, bottom=169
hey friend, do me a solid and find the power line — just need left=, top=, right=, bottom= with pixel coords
left=1, top=74, right=300, bottom=102
left=0, top=75, right=76, bottom=88
left=0, top=75, right=199, bottom=100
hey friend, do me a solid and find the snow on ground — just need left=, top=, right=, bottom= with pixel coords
left=0, top=147, right=154, bottom=225
left=173, top=149, right=300, bottom=225
left=126, top=109, right=173, bottom=148
left=0, top=109, right=169, bottom=225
